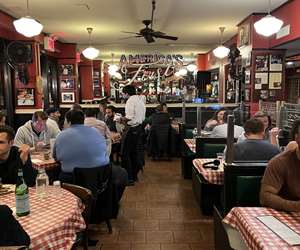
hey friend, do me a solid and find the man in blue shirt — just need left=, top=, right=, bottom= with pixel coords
left=232, top=118, right=281, bottom=162
left=53, top=109, right=109, bottom=182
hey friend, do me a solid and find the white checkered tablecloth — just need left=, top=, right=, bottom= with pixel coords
left=31, top=154, right=59, bottom=170
left=223, top=207, right=300, bottom=250
left=193, top=158, right=224, bottom=185
left=0, top=187, right=86, bottom=250
left=184, top=139, right=196, bottom=153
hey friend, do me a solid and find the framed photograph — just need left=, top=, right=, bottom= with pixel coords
left=269, top=55, right=283, bottom=71
left=60, top=64, right=74, bottom=76
left=238, top=24, right=250, bottom=47
left=245, top=88, right=251, bottom=102
left=17, top=88, right=35, bottom=106
left=255, top=55, right=268, bottom=71
left=60, top=78, right=75, bottom=89
left=61, top=92, right=75, bottom=103
left=269, top=73, right=282, bottom=89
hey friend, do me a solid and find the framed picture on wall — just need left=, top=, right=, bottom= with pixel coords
left=60, top=64, right=74, bottom=76
left=61, top=92, right=75, bottom=103
left=16, top=88, right=35, bottom=106
left=238, top=24, right=250, bottom=47
left=60, top=78, right=75, bottom=89
left=255, top=55, right=268, bottom=71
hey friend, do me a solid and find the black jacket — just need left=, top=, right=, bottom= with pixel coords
left=0, top=205, right=30, bottom=246
left=0, top=146, right=37, bottom=187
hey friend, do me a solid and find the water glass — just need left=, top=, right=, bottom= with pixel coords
left=53, top=180, right=62, bottom=197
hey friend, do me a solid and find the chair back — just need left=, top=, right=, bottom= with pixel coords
left=72, top=164, right=119, bottom=223
left=195, top=137, right=228, bottom=158
left=62, top=183, right=93, bottom=226
left=223, top=162, right=267, bottom=215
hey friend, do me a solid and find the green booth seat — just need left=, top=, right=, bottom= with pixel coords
left=235, top=175, right=262, bottom=207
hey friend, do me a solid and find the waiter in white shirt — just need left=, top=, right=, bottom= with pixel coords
left=121, top=85, right=146, bottom=185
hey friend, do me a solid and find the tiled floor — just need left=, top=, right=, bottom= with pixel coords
left=89, top=158, right=215, bottom=250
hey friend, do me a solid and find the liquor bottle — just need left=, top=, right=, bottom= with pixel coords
left=15, top=169, right=30, bottom=217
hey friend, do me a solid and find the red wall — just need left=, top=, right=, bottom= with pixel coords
left=270, top=0, right=300, bottom=47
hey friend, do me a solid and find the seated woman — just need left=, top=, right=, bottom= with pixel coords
left=204, top=108, right=226, bottom=131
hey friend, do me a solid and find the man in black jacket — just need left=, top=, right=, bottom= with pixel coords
left=0, top=125, right=36, bottom=186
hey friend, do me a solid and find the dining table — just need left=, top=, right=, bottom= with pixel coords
left=31, top=153, right=59, bottom=170
left=184, top=138, right=196, bottom=153
left=193, top=158, right=224, bottom=185
left=223, top=207, right=300, bottom=250
left=0, top=186, right=86, bottom=250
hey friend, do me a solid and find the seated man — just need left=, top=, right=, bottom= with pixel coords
left=0, top=125, right=36, bottom=186
left=54, top=109, right=109, bottom=182
left=14, top=111, right=60, bottom=150
left=84, top=108, right=111, bottom=155
left=232, top=119, right=281, bottom=161
left=46, top=107, right=61, bottom=132
left=260, top=119, right=300, bottom=212
left=210, top=111, right=244, bottom=138
left=54, top=109, right=127, bottom=200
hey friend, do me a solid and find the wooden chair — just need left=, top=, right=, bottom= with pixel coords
left=62, top=183, right=93, bottom=250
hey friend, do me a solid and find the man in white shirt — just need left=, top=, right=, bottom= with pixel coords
left=121, top=85, right=146, bottom=185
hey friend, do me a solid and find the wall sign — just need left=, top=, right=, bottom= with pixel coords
left=120, top=54, right=184, bottom=66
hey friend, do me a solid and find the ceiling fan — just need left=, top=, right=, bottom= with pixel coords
left=121, top=0, right=178, bottom=43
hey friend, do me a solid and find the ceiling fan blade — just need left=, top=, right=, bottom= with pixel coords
left=152, top=33, right=178, bottom=40
left=119, top=35, right=142, bottom=40
left=121, top=31, right=141, bottom=35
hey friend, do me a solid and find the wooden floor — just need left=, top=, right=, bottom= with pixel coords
left=89, top=158, right=215, bottom=250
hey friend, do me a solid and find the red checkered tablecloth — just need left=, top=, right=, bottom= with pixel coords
left=223, top=207, right=300, bottom=250
left=193, top=158, right=224, bottom=185
left=184, top=139, right=196, bottom=153
left=31, top=154, right=59, bottom=170
left=0, top=186, right=86, bottom=250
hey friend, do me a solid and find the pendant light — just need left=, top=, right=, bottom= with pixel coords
left=13, top=0, right=43, bottom=37
left=82, top=28, right=99, bottom=60
left=213, top=27, right=230, bottom=59
left=254, top=0, right=283, bottom=37
left=187, top=53, right=197, bottom=72
left=108, top=53, right=119, bottom=74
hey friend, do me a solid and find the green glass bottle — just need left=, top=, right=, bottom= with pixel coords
left=15, top=168, right=30, bottom=217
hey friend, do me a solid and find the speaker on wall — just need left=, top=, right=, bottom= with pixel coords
left=196, top=71, right=211, bottom=97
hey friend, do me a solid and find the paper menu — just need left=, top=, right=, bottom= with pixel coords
left=257, top=215, right=300, bottom=246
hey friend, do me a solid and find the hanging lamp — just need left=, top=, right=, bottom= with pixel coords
left=13, top=0, right=43, bottom=37
left=254, top=0, right=283, bottom=37
left=213, top=27, right=230, bottom=59
left=108, top=53, right=119, bottom=74
left=82, top=27, right=99, bottom=60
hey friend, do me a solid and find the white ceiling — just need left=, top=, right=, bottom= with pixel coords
left=0, top=0, right=288, bottom=62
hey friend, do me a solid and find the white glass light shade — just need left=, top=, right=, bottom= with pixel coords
left=114, top=72, right=122, bottom=80
left=108, top=68, right=117, bottom=75
left=109, top=64, right=119, bottom=72
left=179, top=68, right=188, bottom=76
left=254, top=14, right=283, bottom=37
left=213, top=45, right=230, bottom=59
left=82, top=46, right=99, bottom=60
left=174, top=72, right=181, bottom=77
left=13, top=16, right=43, bottom=37
left=187, top=64, right=197, bottom=72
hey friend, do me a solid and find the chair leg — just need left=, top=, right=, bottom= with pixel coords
left=106, top=219, right=112, bottom=233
